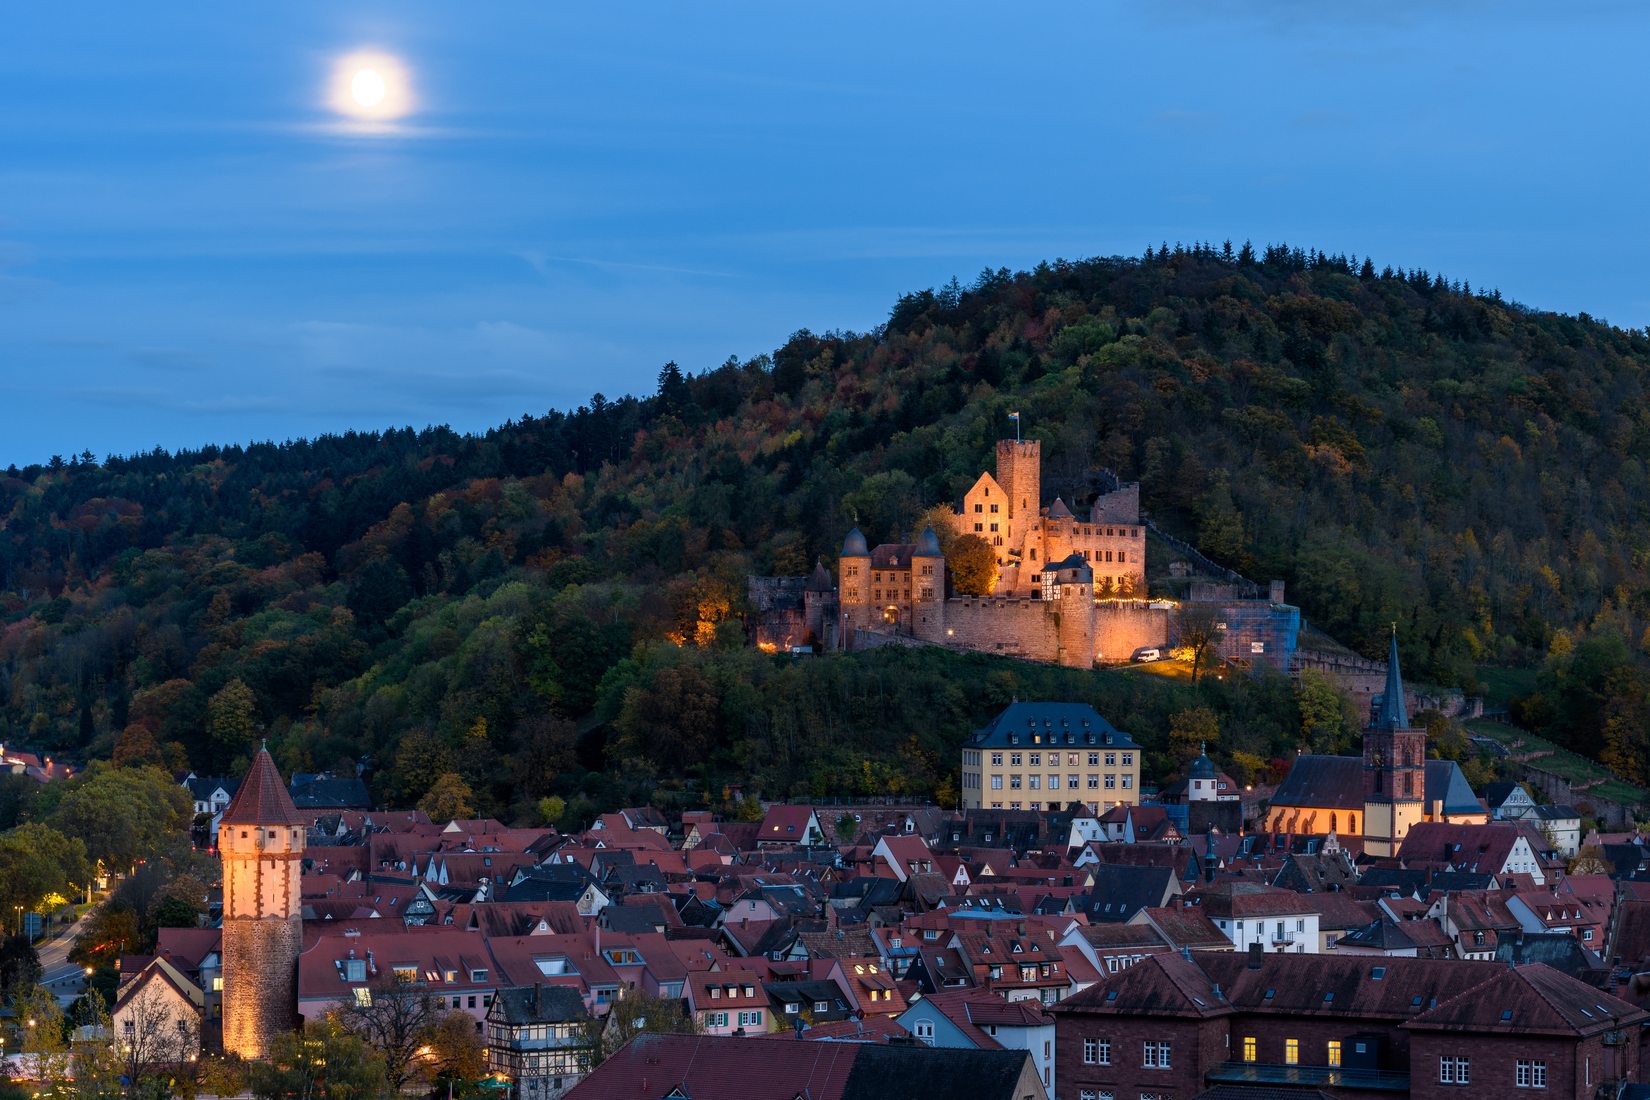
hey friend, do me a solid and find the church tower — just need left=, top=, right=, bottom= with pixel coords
left=1361, top=632, right=1426, bottom=858
left=220, top=746, right=307, bottom=1058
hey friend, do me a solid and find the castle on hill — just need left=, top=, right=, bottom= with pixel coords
left=749, top=436, right=1168, bottom=668
left=957, top=439, right=1146, bottom=598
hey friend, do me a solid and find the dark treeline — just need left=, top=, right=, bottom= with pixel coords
left=3, top=242, right=1650, bottom=822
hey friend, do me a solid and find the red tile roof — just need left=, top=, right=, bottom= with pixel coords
left=1406, top=963, right=1646, bottom=1036
left=220, top=747, right=308, bottom=826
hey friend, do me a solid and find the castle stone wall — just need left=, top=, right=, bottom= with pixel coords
left=1095, top=604, right=1169, bottom=662
left=942, top=598, right=1066, bottom=664
left=1091, top=483, right=1140, bottom=523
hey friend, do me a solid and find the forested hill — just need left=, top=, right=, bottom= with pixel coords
left=5, top=242, right=1650, bottom=819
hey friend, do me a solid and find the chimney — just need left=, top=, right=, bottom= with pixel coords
left=1247, top=942, right=1264, bottom=969
left=1269, top=580, right=1285, bottom=604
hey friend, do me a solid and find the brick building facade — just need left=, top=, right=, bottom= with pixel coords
left=1052, top=948, right=1645, bottom=1100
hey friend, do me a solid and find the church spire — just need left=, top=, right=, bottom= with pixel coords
left=1374, top=628, right=1409, bottom=730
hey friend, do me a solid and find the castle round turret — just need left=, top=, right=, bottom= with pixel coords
left=841, top=527, right=870, bottom=557
left=911, top=526, right=946, bottom=642
left=219, top=746, right=307, bottom=1059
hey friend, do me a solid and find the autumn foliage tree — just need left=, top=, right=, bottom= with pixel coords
left=947, top=534, right=999, bottom=596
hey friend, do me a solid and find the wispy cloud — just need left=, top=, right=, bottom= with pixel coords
left=515, top=249, right=736, bottom=280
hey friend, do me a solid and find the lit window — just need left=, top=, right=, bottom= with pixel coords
left=1285, top=1039, right=1299, bottom=1065
left=1328, top=1041, right=1341, bottom=1067
left=1242, top=1037, right=1256, bottom=1062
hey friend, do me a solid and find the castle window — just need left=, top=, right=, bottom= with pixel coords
left=1105, top=753, right=1116, bottom=767
left=1089, top=753, right=1099, bottom=766
left=1122, top=753, right=1133, bottom=766
left=991, top=753, right=1003, bottom=766
left=989, top=523, right=998, bottom=532
left=1030, top=548, right=1037, bottom=560
left=1088, top=775, right=1099, bottom=788
left=1010, top=753, right=1021, bottom=766
left=1029, top=753, right=1040, bottom=766
left=1118, top=551, right=1127, bottom=563
left=994, top=537, right=1002, bottom=546
left=1010, top=775, right=1022, bottom=789
left=1105, top=775, right=1116, bottom=789
left=975, top=503, right=983, bottom=512
left=975, top=523, right=983, bottom=533
left=990, top=504, right=999, bottom=513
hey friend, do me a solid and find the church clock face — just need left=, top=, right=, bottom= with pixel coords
left=1370, top=750, right=1385, bottom=767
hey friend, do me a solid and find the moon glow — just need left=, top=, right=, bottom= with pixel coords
left=330, top=51, right=412, bottom=122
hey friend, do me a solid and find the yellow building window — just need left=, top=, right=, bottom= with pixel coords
left=1328, top=1040, right=1341, bottom=1067
left=1285, top=1039, right=1299, bottom=1065
left=1242, top=1037, right=1256, bottom=1062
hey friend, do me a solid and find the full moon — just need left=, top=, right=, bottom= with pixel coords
left=329, top=51, right=413, bottom=123
left=351, top=69, right=386, bottom=108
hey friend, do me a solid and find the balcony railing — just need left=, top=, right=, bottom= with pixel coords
left=1208, top=1061, right=1409, bottom=1093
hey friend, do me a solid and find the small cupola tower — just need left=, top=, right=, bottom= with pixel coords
left=1361, top=631, right=1427, bottom=857
left=1188, top=744, right=1219, bottom=803
left=220, top=744, right=308, bottom=1058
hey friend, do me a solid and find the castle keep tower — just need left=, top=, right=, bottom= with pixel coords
left=995, top=438, right=1041, bottom=562
left=1361, top=632, right=1426, bottom=858
left=220, top=746, right=307, bottom=1058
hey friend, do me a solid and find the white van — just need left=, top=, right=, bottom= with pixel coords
left=1133, top=647, right=1161, bottom=662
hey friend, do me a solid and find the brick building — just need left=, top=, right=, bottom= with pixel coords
left=1052, top=948, right=1646, bottom=1100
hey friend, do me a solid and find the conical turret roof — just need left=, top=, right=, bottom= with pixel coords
left=1048, top=497, right=1074, bottom=519
left=841, top=528, right=869, bottom=557
left=220, top=746, right=308, bottom=827
left=805, top=560, right=835, bottom=592
left=914, top=526, right=942, bottom=556
left=1373, top=630, right=1410, bottom=730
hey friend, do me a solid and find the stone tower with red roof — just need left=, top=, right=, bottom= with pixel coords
left=219, top=745, right=307, bottom=1058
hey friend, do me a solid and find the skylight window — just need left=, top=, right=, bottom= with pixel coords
left=1370, top=967, right=1386, bottom=980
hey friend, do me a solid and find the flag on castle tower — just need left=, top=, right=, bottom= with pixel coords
left=1007, top=411, right=1020, bottom=420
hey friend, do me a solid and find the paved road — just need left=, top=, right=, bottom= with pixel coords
left=34, top=902, right=99, bottom=1005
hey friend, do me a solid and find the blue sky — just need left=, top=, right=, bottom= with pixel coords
left=3, top=2, right=1647, bottom=465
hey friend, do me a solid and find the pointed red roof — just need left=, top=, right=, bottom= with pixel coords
left=220, top=748, right=308, bottom=827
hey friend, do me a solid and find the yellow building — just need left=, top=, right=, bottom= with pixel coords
left=961, top=701, right=1140, bottom=813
